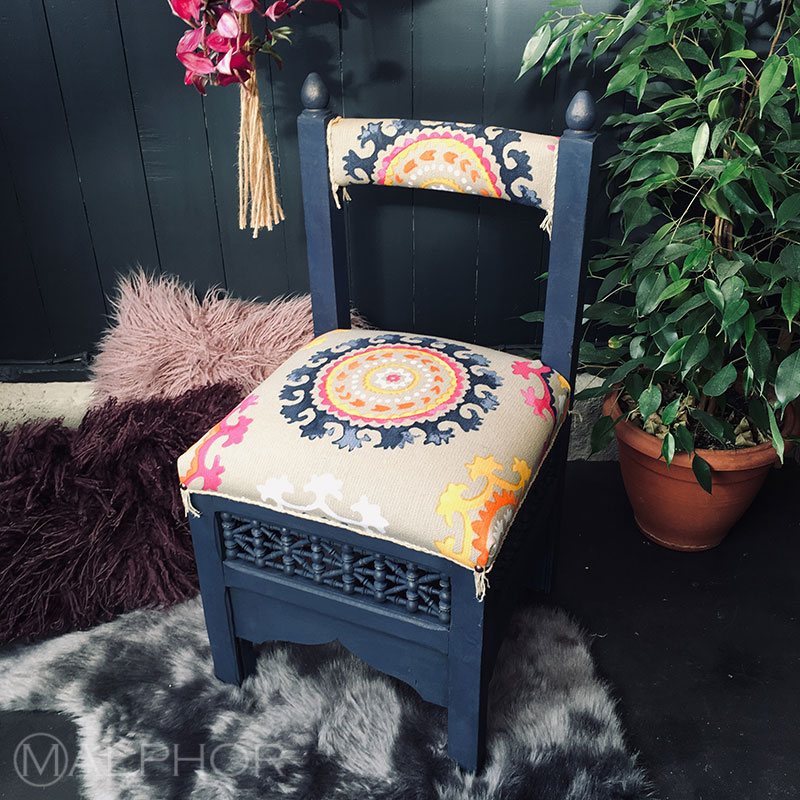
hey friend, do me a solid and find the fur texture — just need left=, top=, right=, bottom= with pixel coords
left=0, top=598, right=649, bottom=799
left=0, top=384, right=243, bottom=644
left=91, top=271, right=369, bottom=404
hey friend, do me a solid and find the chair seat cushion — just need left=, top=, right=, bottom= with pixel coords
left=177, top=330, right=569, bottom=573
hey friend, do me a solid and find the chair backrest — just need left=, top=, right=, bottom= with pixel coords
left=297, top=73, right=597, bottom=393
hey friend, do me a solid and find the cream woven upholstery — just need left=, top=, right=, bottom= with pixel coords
left=179, top=329, right=569, bottom=573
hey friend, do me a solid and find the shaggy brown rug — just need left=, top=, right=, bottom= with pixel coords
left=0, top=383, right=243, bottom=644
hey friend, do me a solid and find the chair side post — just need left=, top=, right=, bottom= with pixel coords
left=541, top=91, right=597, bottom=395
left=297, top=73, right=350, bottom=335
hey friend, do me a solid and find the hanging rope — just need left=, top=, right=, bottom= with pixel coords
left=237, top=14, right=284, bottom=237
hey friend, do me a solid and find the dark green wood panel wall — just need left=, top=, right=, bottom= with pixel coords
left=0, top=0, right=618, bottom=364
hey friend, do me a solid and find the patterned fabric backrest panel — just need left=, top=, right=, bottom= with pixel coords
left=327, top=118, right=560, bottom=233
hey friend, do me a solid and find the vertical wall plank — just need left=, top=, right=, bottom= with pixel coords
left=474, top=0, right=558, bottom=347
left=269, top=3, right=344, bottom=296
left=116, top=0, right=226, bottom=289
left=411, top=0, right=487, bottom=341
left=202, top=53, right=290, bottom=301
left=0, top=3, right=107, bottom=358
left=0, top=137, right=54, bottom=360
left=43, top=0, right=160, bottom=303
left=340, top=0, right=414, bottom=331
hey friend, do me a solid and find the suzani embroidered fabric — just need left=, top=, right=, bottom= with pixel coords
left=327, top=118, right=559, bottom=233
left=178, top=330, right=570, bottom=573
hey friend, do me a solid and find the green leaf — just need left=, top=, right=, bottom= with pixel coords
left=721, top=298, right=749, bottom=328
left=691, top=122, right=710, bottom=169
left=704, top=278, right=725, bottom=311
left=649, top=127, right=699, bottom=153
left=721, top=49, right=757, bottom=59
left=520, top=310, right=545, bottom=323
left=743, top=313, right=755, bottom=348
left=596, top=266, right=627, bottom=301
left=622, top=197, right=657, bottom=238
left=633, top=70, right=648, bottom=105
left=656, top=279, right=691, bottom=304
left=777, top=195, right=800, bottom=229
left=542, top=28, right=570, bottom=76
left=717, top=159, right=746, bottom=187
left=619, top=0, right=648, bottom=37
left=666, top=294, right=707, bottom=324
left=630, top=335, right=645, bottom=359
left=782, top=283, right=800, bottom=329
left=606, top=62, right=644, bottom=97
left=746, top=332, right=772, bottom=385
left=519, top=27, right=552, bottom=78
left=661, top=432, right=676, bottom=466
left=779, top=245, right=800, bottom=282
left=636, top=271, right=669, bottom=315
left=752, top=170, right=774, bottom=216
left=749, top=396, right=770, bottom=435
left=759, top=55, right=788, bottom=117
left=775, top=350, right=800, bottom=408
left=691, top=408, right=727, bottom=443
left=722, top=183, right=758, bottom=218
left=767, top=403, right=785, bottom=464
left=731, top=131, right=761, bottom=156
left=661, top=397, right=681, bottom=426
left=639, top=384, right=662, bottom=421
left=674, top=423, right=694, bottom=453
left=710, top=119, right=734, bottom=154
left=681, top=333, right=710, bottom=376
left=647, top=46, right=695, bottom=82
left=692, top=453, right=713, bottom=494
left=590, top=414, right=618, bottom=454
left=657, top=334, right=691, bottom=369
left=703, top=362, right=737, bottom=397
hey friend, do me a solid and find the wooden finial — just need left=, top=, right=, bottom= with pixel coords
left=301, top=73, right=329, bottom=110
left=565, top=91, right=596, bottom=132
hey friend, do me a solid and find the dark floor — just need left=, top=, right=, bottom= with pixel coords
left=550, top=461, right=800, bottom=800
left=1, top=461, right=798, bottom=799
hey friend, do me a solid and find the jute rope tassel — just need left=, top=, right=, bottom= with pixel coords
left=238, top=15, right=284, bottom=237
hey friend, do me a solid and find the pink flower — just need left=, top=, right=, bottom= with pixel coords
left=217, top=50, right=254, bottom=84
left=168, top=0, right=202, bottom=23
left=231, top=0, right=259, bottom=11
left=216, top=11, right=240, bottom=38
left=176, top=26, right=216, bottom=76
left=176, top=26, right=205, bottom=55
left=265, top=1, right=291, bottom=21
left=184, top=69, right=209, bottom=94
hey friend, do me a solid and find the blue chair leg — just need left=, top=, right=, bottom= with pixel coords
left=189, top=510, right=256, bottom=685
left=447, top=571, right=489, bottom=772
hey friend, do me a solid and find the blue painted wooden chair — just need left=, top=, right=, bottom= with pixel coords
left=178, top=73, right=596, bottom=773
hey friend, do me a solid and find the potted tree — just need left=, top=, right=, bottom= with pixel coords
left=520, top=0, right=800, bottom=549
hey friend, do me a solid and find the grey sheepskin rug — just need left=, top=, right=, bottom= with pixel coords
left=0, top=599, right=649, bottom=799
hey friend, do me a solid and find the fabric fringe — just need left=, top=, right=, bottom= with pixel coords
left=238, top=15, right=284, bottom=237
left=327, top=116, right=350, bottom=209
left=474, top=567, right=490, bottom=601
left=540, top=136, right=559, bottom=238
left=180, top=485, right=200, bottom=518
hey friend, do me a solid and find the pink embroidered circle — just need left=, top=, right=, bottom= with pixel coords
left=316, top=345, right=466, bottom=426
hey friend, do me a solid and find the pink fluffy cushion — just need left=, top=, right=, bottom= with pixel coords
left=91, top=271, right=368, bottom=405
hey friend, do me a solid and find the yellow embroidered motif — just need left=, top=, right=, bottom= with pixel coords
left=434, top=455, right=532, bottom=568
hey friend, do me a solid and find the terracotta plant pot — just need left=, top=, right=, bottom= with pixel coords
left=603, top=394, right=796, bottom=551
